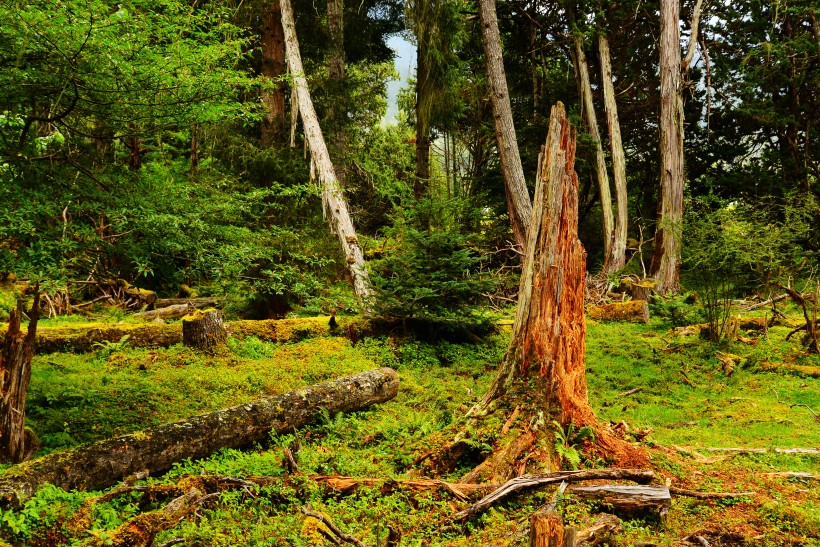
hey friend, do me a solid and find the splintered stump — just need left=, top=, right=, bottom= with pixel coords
left=182, top=309, right=227, bottom=350
left=0, top=368, right=399, bottom=504
left=434, top=103, right=646, bottom=485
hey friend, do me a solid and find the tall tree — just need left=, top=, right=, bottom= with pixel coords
left=598, top=33, right=628, bottom=272
left=572, top=34, right=615, bottom=272
left=478, top=0, right=532, bottom=251
left=651, top=0, right=703, bottom=293
left=280, top=0, right=372, bottom=303
left=261, top=1, right=287, bottom=146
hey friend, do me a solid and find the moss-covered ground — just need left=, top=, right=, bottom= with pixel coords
left=1, top=304, right=819, bottom=546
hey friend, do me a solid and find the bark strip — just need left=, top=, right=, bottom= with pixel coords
left=0, top=368, right=399, bottom=504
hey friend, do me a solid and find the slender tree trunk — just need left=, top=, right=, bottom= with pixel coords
left=573, top=36, right=615, bottom=272
left=414, top=43, right=431, bottom=199
left=598, top=34, right=628, bottom=272
left=478, top=0, right=532, bottom=251
left=261, top=1, right=287, bottom=146
left=0, top=292, right=40, bottom=464
left=327, top=0, right=347, bottom=184
left=280, top=0, right=372, bottom=304
left=650, top=0, right=685, bottom=294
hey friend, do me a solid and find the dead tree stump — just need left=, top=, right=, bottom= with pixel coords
left=530, top=510, right=565, bottom=547
left=0, top=290, right=40, bottom=464
left=430, top=103, right=646, bottom=483
left=182, top=309, right=227, bottom=351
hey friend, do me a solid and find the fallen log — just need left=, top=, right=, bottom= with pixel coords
left=7, top=316, right=374, bottom=354
left=134, top=304, right=194, bottom=322
left=759, top=361, right=820, bottom=378
left=576, top=513, right=622, bottom=546
left=569, top=485, right=671, bottom=516
left=587, top=300, right=649, bottom=323
left=154, top=297, right=224, bottom=309
left=704, top=447, right=820, bottom=455
left=454, top=468, right=655, bottom=519
left=762, top=472, right=816, bottom=480
left=312, top=474, right=496, bottom=501
left=0, top=367, right=399, bottom=504
left=669, top=487, right=754, bottom=499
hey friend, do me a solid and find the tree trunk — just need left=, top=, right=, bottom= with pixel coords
left=0, top=292, right=40, bottom=464
left=0, top=368, right=399, bottom=505
left=327, top=0, right=347, bottom=184
left=598, top=34, right=628, bottom=272
left=261, top=0, right=287, bottom=146
left=182, top=310, right=227, bottom=350
left=650, top=0, right=685, bottom=294
left=573, top=36, right=615, bottom=272
left=279, top=0, right=372, bottom=304
left=478, top=0, right=532, bottom=251
left=451, top=104, right=644, bottom=483
left=414, top=42, right=431, bottom=199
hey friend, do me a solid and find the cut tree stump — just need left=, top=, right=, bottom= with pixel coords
left=182, top=309, right=227, bottom=350
left=570, top=485, right=671, bottom=516
left=0, top=367, right=399, bottom=505
left=587, top=300, right=649, bottom=323
left=530, top=509, right=565, bottom=547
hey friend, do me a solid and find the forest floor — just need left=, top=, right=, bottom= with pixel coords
left=1, top=303, right=819, bottom=546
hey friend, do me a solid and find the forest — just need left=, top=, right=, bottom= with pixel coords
left=0, top=0, right=818, bottom=545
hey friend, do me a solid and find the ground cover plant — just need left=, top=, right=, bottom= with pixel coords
left=1, top=301, right=818, bottom=546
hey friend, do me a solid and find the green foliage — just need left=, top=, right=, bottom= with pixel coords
left=368, top=199, right=498, bottom=333
left=552, top=421, right=595, bottom=470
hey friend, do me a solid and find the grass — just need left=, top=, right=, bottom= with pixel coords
left=1, top=305, right=819, bottom=546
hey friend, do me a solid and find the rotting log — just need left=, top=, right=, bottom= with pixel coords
left=7, top=316, right=375, bottom=354
left=182, top=310, right=227, bottom=351
left=570, top=485, right=671, bottom=516
left=587, top=301, right=649, bottom=323
left=134, top=304, right=194, bottom=322
left=0, top=368, right=399, bottom=505
left=154, top=297, right=224, bottom=309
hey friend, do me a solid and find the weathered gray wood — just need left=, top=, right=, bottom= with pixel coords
left=478, top=0, right=532, bottom=250
left=154, top=297, right=224, bottom=309
left=570, top=485, right=671, bottom=515
left=279, top=0, right=371, bottom=304
left=576, top=513, right=622, bottom=547
left=0, top=367, right=399, bottom=504
left=182, top=310, right=227, bottom=350
left=134, top=304, right=193, bottom=322
left=455, top=469, right=655, bottom=519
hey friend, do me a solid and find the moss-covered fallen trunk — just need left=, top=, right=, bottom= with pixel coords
left=0, top=367, right=399, bottom=505
left=1, top=316, right=374, bottom=354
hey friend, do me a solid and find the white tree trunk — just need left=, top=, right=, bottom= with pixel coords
left=598, top=34, right=628, bottom=272
left=573, top=36, right=615, bottom=272
left=280, top=0, right=371, bottom=304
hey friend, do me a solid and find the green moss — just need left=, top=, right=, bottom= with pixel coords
left=181, top=308, right=218, bottom=322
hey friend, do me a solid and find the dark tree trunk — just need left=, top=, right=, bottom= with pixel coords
left=261, top=0, right=287, bottom=146
left=182, top=310, right=227, bottom=350
left=327, top=0, right=347, bottom=184
left=0, top=368, right=399, bottom=505
left=0, top=292, right=40, bottom=464
left=478, top=0, right=532, bottom=250
left=414, top=42, right=431, bottom=199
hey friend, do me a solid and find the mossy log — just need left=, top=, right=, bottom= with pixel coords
left=759, top=361, right=820, bottom=378
left=587, top=300, right=649, bottom=323
left=154, top=297, right=223, bottom=309
left=4, top=316, right=375, bottom=354
left=0, top=367, right=399, bottom=504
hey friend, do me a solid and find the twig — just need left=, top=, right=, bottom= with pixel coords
left=300, top=506, right=366, bottom=547
left=619, top=387, right=643, bottom=397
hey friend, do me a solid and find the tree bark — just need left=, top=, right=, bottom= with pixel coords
left=261, top=0, right=287, bottom=146
left=0, top=293, right=40, bottom=464
left=530, top=510, right=565, bottom=547
left=573, top=36, right=614, bottom=272
left=651, top=0, right=686, bottom=294
left=279, top=0, right=372, bottom=304
left=598, top=35, right=628, bottom=272
left=182, top=310, right=227, bottom=350
left=327, top=0, right=347, bottom=184
left=0, top=368, right=399, bottom=504
left=414, top=42, right=431, bottom=199
left=570, top=485, right=671, bottom=516
left=478, top=0, right=532, bottom=250
left=471, top=103, right=594, bottom=427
